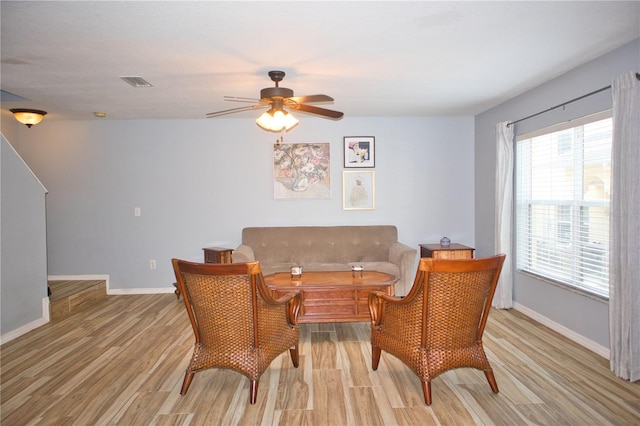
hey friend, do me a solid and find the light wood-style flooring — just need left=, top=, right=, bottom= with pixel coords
left=48, top=279, right=107, bottom=321
left=1, top=293, right=638, bottom=425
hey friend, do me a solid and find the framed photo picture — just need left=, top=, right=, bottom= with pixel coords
left=344, top=136, right=375, bottom=168
left=343, top=170, right=375, bottom=210
left=273, top=143, right=331, bottom=200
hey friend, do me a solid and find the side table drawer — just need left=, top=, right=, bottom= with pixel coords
left=304, top=289, right=353, bottom=302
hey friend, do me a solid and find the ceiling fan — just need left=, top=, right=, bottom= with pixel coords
left=206, top=70, right=343, bottom=132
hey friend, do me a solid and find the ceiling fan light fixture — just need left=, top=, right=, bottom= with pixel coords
left=256, top=108, right=299, bottom=132
left=10, top=109, right=47, bottom=128
left=207, top=70, right=341, bottom=128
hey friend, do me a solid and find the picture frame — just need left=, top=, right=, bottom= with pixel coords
left=273, top=143, right=331, bottom=200
left=343, top=170, right=375, bottom=210
left=343, top=136, right=375, bottom=168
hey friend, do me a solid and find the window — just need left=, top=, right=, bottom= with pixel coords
left=515, top=111, right=611, bottom=298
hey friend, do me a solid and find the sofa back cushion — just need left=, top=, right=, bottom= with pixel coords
left=242, top=226, right=398, bottom=265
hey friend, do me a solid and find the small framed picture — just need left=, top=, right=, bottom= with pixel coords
left=344, top=136, right=375, bottom=168
left=343, top=170, right=375, bottom=210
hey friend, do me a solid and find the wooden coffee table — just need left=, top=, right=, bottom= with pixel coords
left=264, top=271, right=397, bottom=323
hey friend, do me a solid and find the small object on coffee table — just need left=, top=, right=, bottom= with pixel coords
left=290, top=266, right=303, bottom=278
left=351, top=265, right=364, bottom=278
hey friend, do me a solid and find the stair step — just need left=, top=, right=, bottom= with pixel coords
left=48, top=280, right=107, bottom=321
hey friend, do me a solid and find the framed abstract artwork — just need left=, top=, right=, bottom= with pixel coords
left=344, top=136, right=375, bottom=168
left=343, top=170, right=375, bottom=210
left=273, top=143, right=331, bottom=200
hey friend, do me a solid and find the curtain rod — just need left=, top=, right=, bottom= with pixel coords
left=507, top=72, right=640, bottom=127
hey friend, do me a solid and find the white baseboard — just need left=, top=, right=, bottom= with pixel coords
left=48, top=274, right=110, bottom=291
left=47, top=274, right=175, bottom=296
left=1, top=277, right=175, bottom=344
left=0, top=297, right=50, bottom=345
left=513, top=302, right=610, bottom=360
left=108, top=287, right=175, bottom=295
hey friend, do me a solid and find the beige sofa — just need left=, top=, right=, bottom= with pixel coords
left=232, top=226, right=417, bottom=296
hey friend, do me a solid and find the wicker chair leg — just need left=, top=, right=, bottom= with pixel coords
left=289, top=345, right=299, bottom=368
left=484, top=370, right=499, bottom=393
left=422, top=381, right=432, bottom=405
left=249, top=380, right=259, bottom=404
left=372, top=346, right=382, bottom=370
left=180, top=372, right=195, bottom=395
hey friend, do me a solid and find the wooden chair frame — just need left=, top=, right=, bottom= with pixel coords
left=368, top=254, right=506, bottom=405
left=172, top=259, right=301, bottom=404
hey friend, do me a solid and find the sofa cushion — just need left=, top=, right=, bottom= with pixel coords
left=242, top=226, right=398, bottom=264
left=236, top=225, right=417, bottom=296
left=259, top=262, right=351, bottom=277
left=302, top=262, right=351, bottom=272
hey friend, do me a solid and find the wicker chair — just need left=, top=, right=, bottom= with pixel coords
left=172, top=259, right=301, bottom=404
left=368, top=254, right=506, bottom=405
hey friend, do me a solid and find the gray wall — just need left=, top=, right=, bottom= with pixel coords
left=1, top=133, right=48, bottom=336
left=474, top=38, right=640, bottom=349
left=12, top=116, right=475, bottom=293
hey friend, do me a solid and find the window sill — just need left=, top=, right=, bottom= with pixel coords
left=516, top=269, right=609, bottom=303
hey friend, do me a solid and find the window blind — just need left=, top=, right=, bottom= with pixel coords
left=515, top=111, right=612, bottom=298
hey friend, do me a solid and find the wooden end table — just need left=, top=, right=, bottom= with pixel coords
left=202, top=247, right=233, bottom=264
left=264, top=270, right=397, bottom=323
left=174, top=247, right=233, bottom=300
left=419, top=243, right=474, bottom=259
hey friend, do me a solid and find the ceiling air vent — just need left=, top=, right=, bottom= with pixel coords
left=119, top=76, right=153, bottom=87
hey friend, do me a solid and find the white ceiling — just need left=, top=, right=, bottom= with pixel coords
left=1, top=1, right=639, bottom=122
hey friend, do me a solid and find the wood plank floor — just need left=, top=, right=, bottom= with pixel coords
left=48, top=279, right=107, bottom=321
left=1, top=294, right=638, bottom=425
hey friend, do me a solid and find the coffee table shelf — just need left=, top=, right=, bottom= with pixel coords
left=264, top=271, right=396, bottom=323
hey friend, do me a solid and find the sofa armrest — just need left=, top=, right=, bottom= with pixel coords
left=232, top=244, right=255, bottom=263
left=388, top=242, right=418, bottom=296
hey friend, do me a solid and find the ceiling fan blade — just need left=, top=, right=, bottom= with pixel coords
left=290, top=103, right=344, bottom=119
left=206, top=104, right=268, bottom=118
left=223, top=95, right=262, bottom=103
left=287, top=94, right=334, bottom=104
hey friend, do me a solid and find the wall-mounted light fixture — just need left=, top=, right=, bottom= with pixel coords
left=10, top=108, right=47, bottom=128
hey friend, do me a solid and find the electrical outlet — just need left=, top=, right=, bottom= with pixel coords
left=150, top=259, right=156, bottom=269
left=134, top=207, right=141, bottom=217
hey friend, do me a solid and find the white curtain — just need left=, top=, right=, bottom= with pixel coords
left=493, top=121, right=514, bottom=309
left=609, top=71, right=640, bottom=382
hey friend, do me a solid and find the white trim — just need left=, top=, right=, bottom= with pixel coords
left=513, top=302, right=610, bottom=359
left=48, top=274, right=110, bottom=292
left=47, top=274, right=175, bottom=296
left=0, top=297, right=50, bottom=345
left=43, top=296, right=50, bottom=322
left=108, top=287, right=175, bottom=295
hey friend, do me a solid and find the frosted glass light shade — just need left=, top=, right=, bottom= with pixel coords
left=10, top=109, right=47, bottom=128
left=256, top=108, right=299, bottom=132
